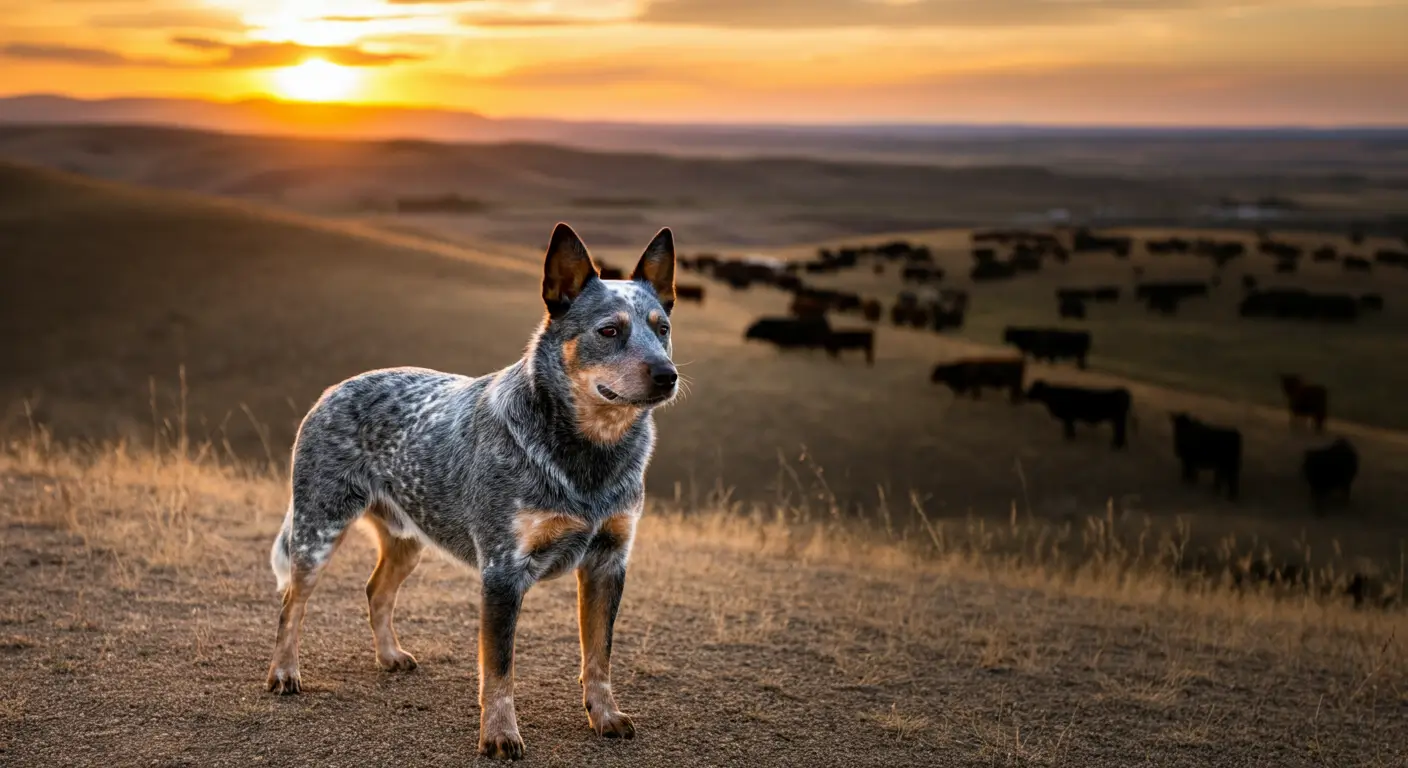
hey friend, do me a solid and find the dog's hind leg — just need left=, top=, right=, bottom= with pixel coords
left=364, top=512, right=423, bottom=672
left=266, top=482, right=368, bottom=695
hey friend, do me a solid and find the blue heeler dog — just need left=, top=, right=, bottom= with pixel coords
left=265, top=223, right=679, bottom=759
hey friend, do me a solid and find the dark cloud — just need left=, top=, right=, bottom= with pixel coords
left=0, top=39, right=422, bottom=69
left=638, top=0, right=1206, bottom=29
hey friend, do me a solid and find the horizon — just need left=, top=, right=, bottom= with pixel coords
left=6, top=92, right=1408, bottom=133
left=1, top=2, right=1406, bottom=127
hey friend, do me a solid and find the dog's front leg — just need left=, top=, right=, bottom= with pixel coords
left=478, top=568, right=526, bottom=760
left=576, top=515, right=637, bottom=739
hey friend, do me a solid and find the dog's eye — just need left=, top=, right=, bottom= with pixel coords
left=657, top=324, right=670, bottom=337
left=598, top=326, right=618, bottom=338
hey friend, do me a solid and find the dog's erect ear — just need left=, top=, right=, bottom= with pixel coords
left=632, top=227, right=676, bottom=313
left=543, top=223, right=597, bottom=316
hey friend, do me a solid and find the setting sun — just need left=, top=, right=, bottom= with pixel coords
left=272, top=58, right=360, bottom=103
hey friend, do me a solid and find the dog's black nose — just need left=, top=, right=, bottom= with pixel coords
left=649, top=362, right=678, bottom=388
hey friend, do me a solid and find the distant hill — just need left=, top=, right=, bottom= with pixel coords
left=4, top=94, right=1406, bottom=175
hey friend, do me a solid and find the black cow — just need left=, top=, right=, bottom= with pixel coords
left=598, top=265, right=626, bottom=280
left=1058, top=297, right=1086, bottom=319
left=971, top=261, right=1017, bottom=281
left=1312, top=246, right=1338, bottom=262
left=744, top=316, right=831, bottom=351
left=1376, top=249, right=1408, bottom=268
left=1003, top=327, right=1092, bottom=368
left=1170, top=413, right=1241, bottom=500
left=1359, top=293, right=1384, bottom=311
left=824, top=330, right=875, bottom=365
left=1302, top=439, right=1358, bottom=510
left=1026, top=380, right=1132, bottom=448
left=675, top=284, right=706, bottom=303
left=931, top=358, right=1025, bottom=402
left=1343, top=256, right=1372, bottom=272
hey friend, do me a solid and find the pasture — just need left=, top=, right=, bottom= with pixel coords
left=2, top=159, right=1408, bottom=767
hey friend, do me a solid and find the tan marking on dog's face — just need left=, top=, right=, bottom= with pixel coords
left=515, top=510, right=591, bottom=556
left=647, top=309, right=661, bottom=326
left=566, top=362, right=643, bottom=445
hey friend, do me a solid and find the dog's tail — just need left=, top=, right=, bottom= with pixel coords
left=270, top=504, right=294, bottom=594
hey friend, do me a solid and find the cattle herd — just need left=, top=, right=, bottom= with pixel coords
left=676, top=226, right=1398, bottom=511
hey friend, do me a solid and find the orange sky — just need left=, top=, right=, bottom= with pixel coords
left=1, top=0, right=1406, bottom=125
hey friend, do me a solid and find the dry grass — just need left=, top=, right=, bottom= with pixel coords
left=2, top=433, right=1406, bottom=766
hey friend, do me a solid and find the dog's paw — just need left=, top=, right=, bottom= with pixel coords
left=478, top=730, right=525, bottom=760
left=266, top=665, right=301, bottom=695
left=377, top=648, right=418, bottom=673
left=588, top=708, right=636, bottom=739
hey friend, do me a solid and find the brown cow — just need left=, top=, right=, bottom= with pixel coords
left=789, top=294, right=829, bottom=319
left=1280, top=374, right=1328, bottom=432
left=860, top=298, right=883, bottom=322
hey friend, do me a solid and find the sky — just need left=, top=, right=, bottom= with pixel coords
left=0, top=0, right=1406, bottom=125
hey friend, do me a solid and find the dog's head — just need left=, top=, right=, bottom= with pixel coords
left=540, top=223, right=678, bottom=435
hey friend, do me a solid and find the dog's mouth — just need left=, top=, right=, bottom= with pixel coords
left=595, top=383, right=675, bottom=407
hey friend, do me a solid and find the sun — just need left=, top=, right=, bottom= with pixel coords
left=272, top=58, right=361, bottom=103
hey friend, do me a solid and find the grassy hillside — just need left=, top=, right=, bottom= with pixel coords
left=3, top=162, right=1408, bottom=578
left=6, top=124, right=1406, bottom=251
left=0, top=444, right=1404, bottom=766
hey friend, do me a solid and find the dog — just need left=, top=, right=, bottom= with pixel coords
left=264, top=223, right=679, bottom=760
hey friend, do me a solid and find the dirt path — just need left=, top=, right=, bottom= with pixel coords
left=1, top=457, right=1405, bottom=767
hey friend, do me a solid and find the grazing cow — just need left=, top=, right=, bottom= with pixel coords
left=1137, top=281, right=1209, bottom=302
left=1242, top=275, right=1258, bottom=292
left=1025, top=380, right=1132, bottom=449
left=598, top=265, right=625, bottom=280
left=1003, top=327, right=1092, bottom=368
left=1312, top=246, right=1338, bottom=262
left=1302, top=439, right=1358, bottom=509
left=929, top=303, right=965, bottom=331
left=1280, top=375, right=1328, bottom=432
left=675, top=283, right=706, bottom=304
left=745, top=317, right=831, bottom=352
left=1375, top=249, right=1408, bottom=268
left=825, top=330, right=875, bottom=365
left=1359, top=293, right=1384, bottom=312
left=1240, top=290, right=1358, bottom=322
left=930, top=358, right=1025, bottom=402
left=861, top=298, right=883, bottom=322
left=971, top=261, right=1017, bottom=281
left=1343, top=256, right=1372, bottom=272
left=790, top=294, right=830, bottom=319
left=902, top=265, right=944, bottom=284
left=1170, top=413, right=1241, bottom=500
left=1092, top=286, right=1120, bottom=303
left=1146, top=294, right=1180, bottom=315
left=1275, top=258, right=1297, bottom=274
left=1058, top=297, right=1086, bottom=319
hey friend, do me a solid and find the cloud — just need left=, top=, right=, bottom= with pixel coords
left=0, top=39, right=423, bottom=69
left=87, top=8, right=247, bottom=31
left=637, top=0, right=1212, bottom=29
left=458, top=14, right=620, bottom=28
left=0, top=43, right=146, bottom=67
left=319, top=14, right=421, bottom=22
left=173, top=37, right=424, bottom=67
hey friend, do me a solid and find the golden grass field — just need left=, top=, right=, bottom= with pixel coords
left=2, top=154, right=1408, bottom=765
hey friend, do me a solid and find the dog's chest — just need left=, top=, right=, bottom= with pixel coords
left=513, top=509, right=634, bottom=581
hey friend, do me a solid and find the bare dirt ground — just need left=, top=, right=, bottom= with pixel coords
left=2, top=449, right=1406, bottom=767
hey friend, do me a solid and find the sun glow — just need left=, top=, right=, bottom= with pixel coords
left=272, top=58, right=360, bottom=102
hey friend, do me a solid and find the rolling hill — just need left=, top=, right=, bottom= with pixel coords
left=4, top=161, right=1408, bottom=580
